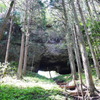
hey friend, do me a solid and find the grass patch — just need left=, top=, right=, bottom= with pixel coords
left=53, top=74, right=72, bottom=82
left=0, top=85, right=64, bottom=100
left=25, top=71, right=54, bottom=83
left=0, top=72, right=65, bottom=100
left=0, top=68, right=100, bottom=100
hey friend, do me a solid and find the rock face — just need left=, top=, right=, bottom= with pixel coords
left=27, top=35, right=71, bottom=74
left=39, top=43, right=71, bottom=74
left=0, top=23, right=71, bottom=74
left=0, top=38, right=71, bottom=74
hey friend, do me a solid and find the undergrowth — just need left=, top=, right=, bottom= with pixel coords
left=0, top=85, right=64, bottom=100
left=0, top=72, right=65, bottom=100
left=0, top=68, right=100, bottom=100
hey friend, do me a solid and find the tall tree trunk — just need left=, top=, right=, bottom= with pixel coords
left=23, top=0, right=30, bottom=75
left=62, top=0, right=77, bottom=80
left=67, top=40, right=77, bottom=80
left=71, top=0, right=95, bottom=95
left=17, top=33, right=25, bottom=79
left=5, top=19, right=13, bottom=63
left=73, top=25, right=84, bottom=99
left=72, top=25, right=83, bottom=73
left=23, top=32, right=29, bottom=75
left=66, top=31, right=77, bottom=80
left=0, top=0, right=15, bottom=40
left=85, top=0, right=100, bottom=57
left=77, top=0, right=100, bottom=79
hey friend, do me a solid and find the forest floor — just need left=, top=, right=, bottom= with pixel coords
left=0, top=69, right=100, bottom=100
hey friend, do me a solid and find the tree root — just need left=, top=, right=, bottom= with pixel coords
left=59, top=82, right=100, bottom=100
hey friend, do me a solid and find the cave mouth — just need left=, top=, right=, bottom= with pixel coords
left=38, top=60, right=71, bottom=75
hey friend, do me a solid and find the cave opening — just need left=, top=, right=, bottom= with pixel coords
left=38, top=60, right=71, bottom=75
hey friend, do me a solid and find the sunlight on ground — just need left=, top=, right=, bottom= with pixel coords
left=38, top=71, right=60, bottom=78
left=0, top=74, right=65, bottom=100
left=0, top=75, right=59, bottom=90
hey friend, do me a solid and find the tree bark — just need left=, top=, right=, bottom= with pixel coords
left=67, top=40, right=77, bottom=80
left=71, top=0, right=95, bottom=95
left=73, top=25, right=84, bottom=99
left=85, top=0, right=100, bottom=57
left=23, top=0, right=30, bottom=75
left=5, top=19, right=13, bottom=63
left=23, top=33, right=29, bottom=75
left=77, top=0, right=100, bottom=79
left=72, top=25, right=83, bottom=73
left=62, top=0, right=77, bottom=80
left=17, top=33, right=25, bottom=79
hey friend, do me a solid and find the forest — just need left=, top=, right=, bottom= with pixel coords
left=0, top=0, right=100, bottom=100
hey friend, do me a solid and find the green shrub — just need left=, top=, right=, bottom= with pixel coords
left=0, top=62, right=18, bottom=77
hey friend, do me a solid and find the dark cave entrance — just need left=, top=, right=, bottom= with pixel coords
left=39, top=60, right=71, bottom=75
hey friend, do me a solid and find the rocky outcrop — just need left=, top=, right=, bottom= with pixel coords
left=27, top=38, right=71, bottom=74
left=0, top=23, right=71, bottom=74
left=39, top=43, right=71, bottom=74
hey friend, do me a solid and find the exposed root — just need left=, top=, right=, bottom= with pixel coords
left=57, top=81, right=100, bottom=100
